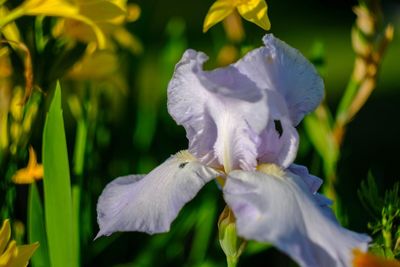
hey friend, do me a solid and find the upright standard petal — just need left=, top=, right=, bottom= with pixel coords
left=234, top=34, right=324, bottom=125
left=223, top=166, right=371, bottom=267
left=96, top=151, right=221, bottom=237
left=257, top=117, right=299, bottom=168
left=167, top=50, right=270, bottom=171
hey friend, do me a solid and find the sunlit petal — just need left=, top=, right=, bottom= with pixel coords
left=0, top=220, right=38, bottom=267
left=20, top=0, right=106, bottom=47
left=0, top=219, right=11, bottom=255
left=236, top=0, right=270, bottom=30
left=235, top=34, right=324, bottom=125
left=203, top=0, right=235, bottom=33
left=167, top=50, right=269, bottom=171
left=223, top=167, right=371, bottom=267
left=7, top=242, right=39, bottom=267
left=96, top=151, right=221, bottom=237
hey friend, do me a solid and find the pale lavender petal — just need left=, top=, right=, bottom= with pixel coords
left=258, top=118, right=299, bottom=168
left=223, top=168, right=370, bottom=267
left=167, top=50, right=270, bottom=171
left=235, top=34, right=324, bottom=126
left=288, top=163, right=323, bottom=193
left=96, top=151, right=221, bottom=237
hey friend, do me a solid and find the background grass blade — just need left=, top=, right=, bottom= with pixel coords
left=28, top=182, right=50, bottom=267
left=42, top=83, right=79, bottom=267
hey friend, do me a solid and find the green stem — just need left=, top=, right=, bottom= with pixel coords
left=227, top=256, right=238, bottom=267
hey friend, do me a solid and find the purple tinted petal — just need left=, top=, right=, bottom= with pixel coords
left=96, top=151, right=220, bottom=237
left=223, top=168, right=370, bottom=267
left=167, top=50, right=270, bottom=171
left=258, top=118, right=299, bottom=168
left=235, top=34, right=324, bottom=126
left=288, top=163, right=323, bottom=193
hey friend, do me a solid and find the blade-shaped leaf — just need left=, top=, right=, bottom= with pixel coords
left=28, top=182, right=50, bottom=267
left=42, top=82, right=79, bottom=267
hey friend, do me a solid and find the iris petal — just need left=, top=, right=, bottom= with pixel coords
left=167, top=50, right=269, bottom=171
left=235, top=34, right=324, bottom=126
left=96, top=151, right=221, bottom=237
left=223, top=168, right=370, bottom=267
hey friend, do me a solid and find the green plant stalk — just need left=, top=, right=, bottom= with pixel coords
left=0, top=6, right=24, bottom=29
left=227, top=256, right=238, bottom=267
left=73, top=119, right=87, bottom=176
left=321, top=0, right=392, bottom=215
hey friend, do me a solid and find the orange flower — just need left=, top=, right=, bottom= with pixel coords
left=12, top=146, right=43, bottom=184
left=353, top=249, right=400, bottom=267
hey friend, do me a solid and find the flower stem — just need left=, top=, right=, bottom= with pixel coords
left=227, top=256, right=238, bottom=267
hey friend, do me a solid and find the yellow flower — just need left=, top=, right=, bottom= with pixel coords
left=12, top=146, right=43, bottom=184
left=353, top=249, right=400, bottom=267
left=203, top=0, right=270, bottom=33
left=0, top=0, right=107, bottom=48
left=54, top=0, right=125, bottom=44
left=0, top=219, right=39, bottom=267
left=53, top=0, right=141, bottom=51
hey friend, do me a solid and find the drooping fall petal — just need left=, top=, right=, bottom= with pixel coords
left=96, top=151, right=221, bottom=237
left=223, top=166, right=371, bottom=267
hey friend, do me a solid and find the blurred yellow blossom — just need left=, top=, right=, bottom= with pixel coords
left=0, top=219, right=39, bottom=267
left=0, top=0, right=106, bottom=47
left=53, top=0, right=141, bottom=52
left=203, top=0, right=270, bottom=33
left=217, top=45, right=239, bottom=66
left=0, top=7, right=21, bottom=42
left=353, top=249, right=400, bottom=267
left=12, top=146, right=43, bottom=184
left=68, top=47, right=119, bottom=80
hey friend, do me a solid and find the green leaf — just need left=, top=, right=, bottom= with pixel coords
left=28, top=182, right=50, bottom=267
left=188, top=197, right=217, bottom=265
left=42, top=82, right=79, bottom=267
left=303, top=111, right=338, bottom=177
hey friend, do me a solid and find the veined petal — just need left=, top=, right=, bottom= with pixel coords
left=96, top=151, right=221, bottom=237
left=223, top=167, right=371, bottom=267
left=288, top=163, right=322, bottom=194
left=236, top=0, right=270, bottom=31
left=203, top=0, right=235, bottom=33
left=257, top=117, right=299, bottom=168
left=235, top=34, right=324, bottom=125
left=167, top=50, right=269, bottom=171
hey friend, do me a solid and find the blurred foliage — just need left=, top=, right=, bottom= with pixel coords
left=0, top=0, right=399, bottom=266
